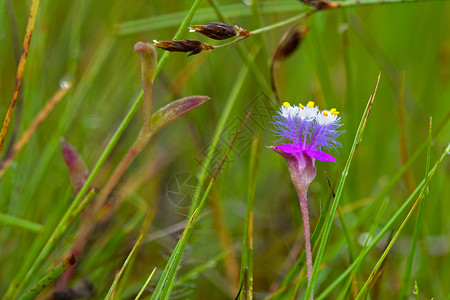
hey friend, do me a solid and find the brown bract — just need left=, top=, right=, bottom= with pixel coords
left=275, top=27, right=309, bottom=60
left=153, top=39, right=215, bottom=56
left=189, top=22, right=237, bottom=40
left=299, top=0, right=338, bottom=9
left=235, top=26, right=253, bottom=38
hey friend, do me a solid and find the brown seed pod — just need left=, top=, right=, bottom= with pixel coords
left=189, top=22, right=237, bottom=40
left=153, top=39, right=215, bottom=56
left=274, top=27, right=309, bottom=60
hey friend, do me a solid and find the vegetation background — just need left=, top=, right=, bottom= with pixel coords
left=0, top=0, right=449, bottom=299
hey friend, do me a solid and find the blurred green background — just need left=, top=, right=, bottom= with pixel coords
left=0, top=0, right=449, bottom=299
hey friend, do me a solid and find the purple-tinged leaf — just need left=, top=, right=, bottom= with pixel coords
left=61, top=139, right=89, bottom=193
left=150, top=96, right=211, bottom=134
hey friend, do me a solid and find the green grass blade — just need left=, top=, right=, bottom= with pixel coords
left=304, top=73, right=381, bottom=299
left=151, top=206, right=201, bottom=300
left=238, top=136, right=261, bottom=299
left=104, top=234, right=143, bottom=300
left=317, top=144, right=449, bottom=299
left=5, top=188, right=97, bottom=299
left=400, top=118, right=432, bottom=299
left=336, top=197, right=389, bottom=299
left=189, top=46, right=260, bottom=214
left=3, top=1, right=204, bottom=296
left=116, top=1, right=303, bottom=35
left=176, top=250, right=229, bottom=285
left=355, top=140, right=444, bottom=299
left=135, top=268, right=157, bottom=300
left=0, top=213, right=43, bottom=232
left=18, top=255, right=76, bottom=300
left=152, top=110, right=252, bottom=299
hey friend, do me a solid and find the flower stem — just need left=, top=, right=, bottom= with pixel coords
left=298, top=190, right=314, bottom=300
left=94, top=43, right=156, bottom=213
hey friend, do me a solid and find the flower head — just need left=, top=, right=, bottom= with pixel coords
left=272, top=101, right=343, bottom=162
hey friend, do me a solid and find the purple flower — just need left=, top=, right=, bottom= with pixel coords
left=272, top=101, right=343, bottom=162
left=269, top=101, right=343, bottom=295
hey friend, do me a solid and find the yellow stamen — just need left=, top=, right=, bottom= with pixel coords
left=307, top=101, right=314, bottom=108
left=330, top=108, right=337, bottom=114
left=299, top=103, right=305, bottom=110
left=323, top=111, right=329, bottom=117
left=283, top=102, right=290, bottom=107
left=332, top=111, right=339, bottom=115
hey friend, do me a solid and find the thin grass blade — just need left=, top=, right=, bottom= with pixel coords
left=104, top=234, right=143, bottom=300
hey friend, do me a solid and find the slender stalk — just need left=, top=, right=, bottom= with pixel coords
left=94, top=43, right=156, bottom=213
left=104, top=235, right=143, bottom=300
left=0, top=82, right=72, bottom=178
left=188, top=46, right=260, bottom=215
left=298, top=191, right=314, bottom=300
left=94, top=135, right=151, bottom=213
left=238, top=136, right=260, bottom=300
left=316, top=145, right=449, bottom=300
left=19, top=255, right=76, bottom=300
left=0, top=0, right=40, bottom=154
left=399, top=118, right=432, bottom=299
left=152, top=110, right=252, bottom=299
left=0, top=213, right=43, bottom=233
left=155, top=0, right=204, bottom=77
left=354, top=146, right=441, bottom=299
left=135, top=268, right=157, bottom=300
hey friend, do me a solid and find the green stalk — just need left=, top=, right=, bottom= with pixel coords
left=18, top=255, right=76, bottom=300
left=189, top=46, right=260, bottom=214
left=152, top=111, right=252, bottom=299
left=135, top=268, right=157, bottom=300
left=104, top=235, right=143, bottom=300
left=316, top=144, right=449, bottom=299
left=238, top=137, right=260, bottom=299
left=355, top=138, right=440, bottom=299
left=0, top=213, right=43, bottom=233
left=399, top=118, right=432, bottom=299
left=207, top=0, right=272, bottom=97
left=335, top=197, right=389, bottom=300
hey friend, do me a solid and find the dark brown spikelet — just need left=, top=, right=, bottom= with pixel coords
left=299, top=0, right=338, bottom=9
left=153, top=40, right=215, bottom=56
left=189, top=22, right=237, bottom=40
left=275, top=27, right=309, bottom=60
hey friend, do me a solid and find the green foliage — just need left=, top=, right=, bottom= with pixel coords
left=0, top=0, right=449, bottom=299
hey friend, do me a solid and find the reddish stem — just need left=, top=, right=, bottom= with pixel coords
left=298, top=190, right=314, bottom=300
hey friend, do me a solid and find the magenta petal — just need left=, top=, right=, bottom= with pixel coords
left=306, top=149, right=336, bottom=162
left=272, top=143, right=304, bottom=154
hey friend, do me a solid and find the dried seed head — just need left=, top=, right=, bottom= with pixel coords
left=153, top=40, right=215, bottom=56
left=299, top=0, right=338, bottom=9
left=275, top=27, right=309, bottom=60
left=189, top=22, right=237, bottom=40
